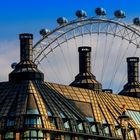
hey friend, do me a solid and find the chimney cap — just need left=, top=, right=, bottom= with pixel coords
left=19, top=33, right=33, bottom=39
left=78, top=46, right=91, bottom=52
left=127, top=57, right=139, bottom=62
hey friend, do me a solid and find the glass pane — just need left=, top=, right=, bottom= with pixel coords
left=104, top=126, right=110, bottom=135
left=79, top=136, right=84, bottom=140
left=31, top=118, right=36, bottom=125
left=86, top=117, right=94, bottom=122
left=27, top=109, right=39, bottom=114
left=64, top=121, right=70, bottom=129
left=37, top=117, right=42, bottom=125
left=60, top=112, right=66, bottom=118
left=38, top=131, right=43, bottom=137
left=5, top=132, right=14, bottom=139
left=127, top=110, right=140, bottom=128
left=48, top=111, right=52, bottom=116
left=25, top=118, right=30, bottom=125
left=129, top=130, right=134, bottom=138
left=102, top=119, right=107, bottom=124
left=78, top=123, right=83, bottom=131
left=50, top=134, right=61, bottom=140
left=7, top=119, right=15, bottom=126
left=49, top=118, right=56, bottom=125
left=91, top=125, right=97, bottom=133
left=64, top=135, right=71, bottom=140
left=117, top=128, right=122, bottom=136
left=23, top=131, right=30, bottom=137
left=30, top=130, right=37, bottom=137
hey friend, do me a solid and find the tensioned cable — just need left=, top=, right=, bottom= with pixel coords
left=102, top=35, right=115, bottom=85
left=108, top=37, right=125, bottom=90
left=50, top=46, right=65, bottom=84
left=90, top=24, right=93, bottom=47
left=40, top=39, right=63, bottom=84
left=101, top=33, right=108, bottom=83
left=101, top=23, right=118, bottom=81
left=37, top=61, right=50, bottom=82
left=44, top=53, right=61, bottom=84
left=56, top=39, right=73, bottom=82
left=117, top=47, right=138, bottom=93
left=108, top=42, right=131, bottom=89
left=93, top=23, right=100, bottom=71
left=81, top=26, right=84, bottom=46
left=64, top=33, right=75, bottom=80
left=72, top=28, right=79, bottom=76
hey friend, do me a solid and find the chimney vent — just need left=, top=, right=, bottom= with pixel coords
left=70, top=46, right=102, bottom=91
left=9, top=33, right=44, bottom=82
left=78, top=47, right=91, bottom=74
left=119, top=57, right=140, bottom=97
left=19, top=33, right=33, bottom=62
left=127, top=57, right=139, bottom=83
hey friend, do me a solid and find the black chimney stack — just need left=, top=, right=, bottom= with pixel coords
left=79, top=47, right=91, bottom=74
left=20, top=33, right=33, bottom=62
left=70, top=46, right=102, bottom=91
left=119, top=57, right=140, bottom=98
left=127, top=57, right=139, bottom=83
left=9, top=33, right=44, bottom=82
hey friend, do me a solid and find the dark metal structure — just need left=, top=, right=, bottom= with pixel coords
left=0, top=33, right=140, bottom=140
left=70, top=47, right=102, bottom=91
left=119, top=57, right=140, bottom=97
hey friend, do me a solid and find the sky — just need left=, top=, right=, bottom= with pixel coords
left=0, top=0, right=140, bottom=84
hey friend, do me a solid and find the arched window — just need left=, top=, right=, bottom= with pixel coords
left=77, top=121, right=84, bottom=133
left=103, top=125, right=110, bottom=136
left=86, top=117, right=97, bottom=134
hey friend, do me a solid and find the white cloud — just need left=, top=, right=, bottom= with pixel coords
left=0, top=41, right=19, bottom=81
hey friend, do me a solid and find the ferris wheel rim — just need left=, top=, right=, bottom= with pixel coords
left=34, top=32, right=138, bottom=65
left=32, top=16, right=140, bottom=93
left=33, top=17, right=140, bottom=64
left=33, top=17, right=140, bottom=49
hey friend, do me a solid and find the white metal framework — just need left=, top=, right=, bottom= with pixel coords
left=33, top=16, right=140, bottom=93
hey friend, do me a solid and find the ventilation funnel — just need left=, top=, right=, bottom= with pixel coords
left=70, top=46, right=102, bottom=91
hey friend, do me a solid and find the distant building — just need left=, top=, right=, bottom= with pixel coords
left=0, top=33, right=140, bottom=140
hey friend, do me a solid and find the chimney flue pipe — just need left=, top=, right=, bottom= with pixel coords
left=78, top=47, right=91, bottom=74
left=19, top=33, right=33, bottom=62
left=127, top=57, right=139, bottom=83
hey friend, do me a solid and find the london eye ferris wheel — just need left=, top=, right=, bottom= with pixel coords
left=32, top=8, right=140, bottom=93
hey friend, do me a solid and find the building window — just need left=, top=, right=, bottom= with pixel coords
left=64, top=135, right=71, bottom=140
left=127, top=110, right=140, bottom=128
left=78, top=136, right=84, bottom=140
left=50, top=134, right=61, bottom=140
left=5, top=132, right=14, bottom=140
left=103, top=125, right=110, bottom=136
left=7, top=118, right=15, bottom=127
left=48, top=117, right=56, bottom=126
left=63, top=120, right=70, bottom=130
left=91, top=124, right=97, bottom=134
left=77, top=122, right=84, bottom=133
left=128, top=129, right=135, bottom=139
left=22, top=130, right=44, bottom=140
left=59, top=112, right=71, bottom=131
left=48, top=111, right=53, bottom=117
left=116, top=128, right=122, bottom=138
left=24, top=115, right=42, bottom=128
